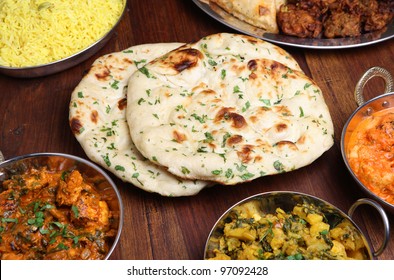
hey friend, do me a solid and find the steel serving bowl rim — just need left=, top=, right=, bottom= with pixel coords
left=204, top=191, right=377, bottom=260
left=0, top=152, right=124, bottom=260
left=0, top=0, right=127, bottom=77
left=341, top=91, right=394, bottom=212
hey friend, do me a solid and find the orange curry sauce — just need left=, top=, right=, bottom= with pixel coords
left=348, top=108, right=394, bottom=204
left=0, top=166, right=116, bottom=259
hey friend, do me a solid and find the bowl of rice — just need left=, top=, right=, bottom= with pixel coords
left=0, top=0, right=127, bottom=78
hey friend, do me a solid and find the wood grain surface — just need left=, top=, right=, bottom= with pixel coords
left=0, top=0, right=393, bottom=260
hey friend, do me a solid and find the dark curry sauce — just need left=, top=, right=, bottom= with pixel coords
left=0, top=162, right=117, bottom=260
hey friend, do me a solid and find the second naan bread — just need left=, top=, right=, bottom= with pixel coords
left=69, top=43, right=210, bottom=196
left=127, top=33, right=334, bottom=185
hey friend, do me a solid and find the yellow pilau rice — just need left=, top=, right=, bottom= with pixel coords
left=0, top=0, right=124, bottom=67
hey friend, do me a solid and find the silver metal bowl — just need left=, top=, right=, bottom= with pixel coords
left=0, top=1, right=127, bottom=78
left=0, top=152, right=124, bottom=260
left=204, top=191, right=389, bottom=260
left=341, top=67, right=394, bottom=214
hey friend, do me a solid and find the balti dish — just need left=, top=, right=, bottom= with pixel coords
left=205, top=195, right=370, bottom=260
left=0, top=158, right=118, bottom=260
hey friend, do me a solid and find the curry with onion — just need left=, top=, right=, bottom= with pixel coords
left=0, top=164, right=117, bottom=260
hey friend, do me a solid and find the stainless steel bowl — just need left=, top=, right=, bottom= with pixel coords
left=0, top=152, right=123, bottom=260
left=0, top=1, right=127, bottom=78
left=341, top=67, right=394, bottom=213
left=204, top=191, right=389, bottom=260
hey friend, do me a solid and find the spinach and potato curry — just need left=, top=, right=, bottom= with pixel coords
left=0, top=162, right=118, bottom=260
left=207, top=199, right=368, bottom=260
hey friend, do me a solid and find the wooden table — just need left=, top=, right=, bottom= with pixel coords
left=0, top=0, right=393, bottom=260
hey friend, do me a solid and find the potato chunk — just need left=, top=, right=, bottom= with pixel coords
left=330, top=240, right=347, bottom=259
left=224, top=224, right=257, bottom=241
left=310, top=221, right=330, bottom=237
left=306, top=213, right=323, bottom=225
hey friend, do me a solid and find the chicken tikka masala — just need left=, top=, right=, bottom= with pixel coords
left=0, top=163, right=117, bottom=260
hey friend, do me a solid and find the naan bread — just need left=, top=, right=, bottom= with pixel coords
left=127, top=33, right=334, bottom=185
left=69, top=43, right=211, bottom=196
left=210, top=0, right=286, bottom=33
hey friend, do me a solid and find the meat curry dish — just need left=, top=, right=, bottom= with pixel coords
left=348, top=108, right=394, bottom=205
left=277, top=0, right=393, bottom=38
left=0, top=163, right=117, bottom=260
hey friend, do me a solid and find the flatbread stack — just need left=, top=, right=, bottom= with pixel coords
left=69, top=33, right=334, bottom=196
left=210, top=0, right=286, bottom=33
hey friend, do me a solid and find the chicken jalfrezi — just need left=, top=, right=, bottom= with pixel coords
left=0, top=167, right=117, bottom=260
left=277, top=0, right=394, bottom=38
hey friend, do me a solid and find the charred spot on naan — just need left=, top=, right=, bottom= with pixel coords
left=90, top=110, right=99, bottom=124
left=297, top=135, right=307, bottom=145
left=106, top=56, right=135, bottom=80
left=227, top=135, right=244, bottom=146
left=155, top=48, right=204, bottom=74
left=173, top=130, right=188, bottom=143
left=214, top=107, right=247, bottom=129
left=247, top=59, right=259, bottom=71
left=248, top=58, right=297, bottom=78
left=70, top=117, right=84, bottom=135
left=90, top=55, right=135, bottom=82
left=200, top=88, right=217, bottom=96
left=237, top=144, right=255, bottom=163
left=274, top=140, right=300, bottom=161
left=274, top=122, right=289, bottom=133
left=249, top=107, right=272, bottom=124
left=276, top=140, right=298, bottom=151
left=273, top=106, right=293, bottom=117
left=117, top=98, right=127, bottom=111
left=92, top=64, right=111, bottom=81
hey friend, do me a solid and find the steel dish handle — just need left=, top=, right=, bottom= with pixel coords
left=348, top=198, right=390, bottom=258
left=354, top=67, right=394, bottom=106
